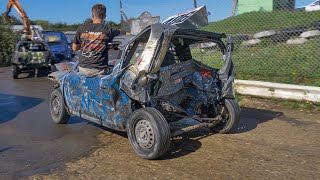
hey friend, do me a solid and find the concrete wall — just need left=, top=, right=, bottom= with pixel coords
left=238, top=0, right=295, bottom=14
left=235, top=80, right=320, bottom=103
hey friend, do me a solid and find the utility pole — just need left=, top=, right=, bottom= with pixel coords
left=120, top=0, right=124, bottom=30
left=193, top=0, right=197, bottom=8
left=232, top=0, right=238, bottom=16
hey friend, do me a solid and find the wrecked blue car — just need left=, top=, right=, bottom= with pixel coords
left=48, top=7, right=240, bottom=159
left=43, top=31, right=73, bottom=62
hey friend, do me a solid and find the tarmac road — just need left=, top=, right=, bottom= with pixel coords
left=0, top=67, right=105, bottom=179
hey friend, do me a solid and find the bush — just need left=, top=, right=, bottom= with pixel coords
left=0, top=26, right=17, bottom=67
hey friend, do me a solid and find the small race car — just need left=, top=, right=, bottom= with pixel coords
left=43, top=31, right=74, bottom=72
left=12, top=40, right=54, bottom=79
left=48, top=6, right=240, bottom=159
left=43, top=31, right=73, bottom=62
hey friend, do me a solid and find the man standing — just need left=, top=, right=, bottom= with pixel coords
left=72, top=4, right=120, bottom=77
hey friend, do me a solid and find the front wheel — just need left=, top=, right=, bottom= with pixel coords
left=212, top=99, right=241, bottom=134
left=12, top=64, right=19, bottom=79
left=127, top=107, right=171, bottom=160
left=49, top=89, right=70, bottom=124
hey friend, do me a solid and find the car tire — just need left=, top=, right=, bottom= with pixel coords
left=51, top=65, right=57, bottom=72
left=212, top=99, right=241, bottom=134
left=127, top=107, right=171, bottom=160
left=49, top=89, right=70, bottom=124
left=12, top=64, right=19, bottom=79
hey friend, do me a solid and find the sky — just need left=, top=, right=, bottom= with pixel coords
left=0, top=0, right=316, bottom=24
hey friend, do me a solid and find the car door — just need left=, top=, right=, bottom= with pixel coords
left=63, top=55, right=131, bottom=129
left=62, top=63, right=106, bottom=118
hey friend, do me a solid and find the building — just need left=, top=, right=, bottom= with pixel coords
left=129, top=12, right=160, bottom=35
left=237, top=0, right=295, bottom=14
left=11, top=25, right=44, bottom=31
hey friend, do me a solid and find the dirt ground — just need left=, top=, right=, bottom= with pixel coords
left=31, top=97, right=320, bottom=180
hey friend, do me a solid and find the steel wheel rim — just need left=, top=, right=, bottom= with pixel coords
left=135, top=120, right=155, bottom=149
left=215, top=105, right=230, bottom=128
left=52, top=95, right=61, bottom=117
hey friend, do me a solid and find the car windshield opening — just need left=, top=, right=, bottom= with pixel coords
left=44, top=34, right=62, bottom=42
left=164, top=36, right=225, bottom=69
left=121, top=29, right=151, bottom=68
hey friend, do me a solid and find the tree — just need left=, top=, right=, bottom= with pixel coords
left=107, top=21, right=120, bottom=29
left=83, top=18, right=93, bottom=24
left=0, top=15, right=22, bottom=25
left=33, top=20, right=50, bottom=29
left=0, top=26, right=17, bottom=66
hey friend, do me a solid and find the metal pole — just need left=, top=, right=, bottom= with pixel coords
left=232, top=0, right=238, bottom=16
left=193, top=0, right=197, bottom=8
left=120, top=0, right=124, bottom=30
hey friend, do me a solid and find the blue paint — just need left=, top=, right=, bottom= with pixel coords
left=92, top=100, right=103, bottom=119
left=115, top=116, right=126, bottom=121
left=101, top=105, right=113, bottom=124
left=63, top=72, right=130, bottom=127
left=102, top=94, right=111, bottom=100
left=106, top=76, right=119, bottom=87
left=112, top=83, right=129, bottom=106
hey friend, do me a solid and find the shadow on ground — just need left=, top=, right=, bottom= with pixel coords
left=61, top=106, right=284, bottom=160
left=236, top=107, right=283, bottom=133
left=0, top=93, right=44, bottom=123
left=161, top=107, right=283, bottom=159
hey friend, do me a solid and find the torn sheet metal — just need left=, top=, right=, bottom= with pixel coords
left=162, top=6, right=208, bottom=29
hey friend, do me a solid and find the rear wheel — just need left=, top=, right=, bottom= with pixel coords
left=12, top=64, right=19, bottom=79
left=127, top=107, right=171, bottom=159
left=50, top=89, right=70, bottom=124
left=212, top=99, right=241, bottom=134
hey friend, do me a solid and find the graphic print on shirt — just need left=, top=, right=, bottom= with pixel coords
left=80, top=31, right=109, bottom=58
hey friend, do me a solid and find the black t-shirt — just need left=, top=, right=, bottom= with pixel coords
left=73, top=23, right=120, bottom=69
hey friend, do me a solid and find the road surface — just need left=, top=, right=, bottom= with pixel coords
left=0, top=67, right=105, bottom=179
left=0, top=65, right=319, bottom=180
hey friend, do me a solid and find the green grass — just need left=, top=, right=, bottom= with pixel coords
left=202, top=10, right=320, bottom=35
left=192, top=37, right=320, bottom=86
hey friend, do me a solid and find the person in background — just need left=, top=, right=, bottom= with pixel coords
left=20, top=29, right=28, bottom=41
left=72, top=4, right=120, bottom=77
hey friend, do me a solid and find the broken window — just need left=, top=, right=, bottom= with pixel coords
left=166, top=37, right=225, bottom=69
left=121, top=30, right=151, bottom=68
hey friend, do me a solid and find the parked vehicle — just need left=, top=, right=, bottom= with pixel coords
left=12, top=41, right=54, bottom=79
left=48, top=6, right=240, bottom=159
left=297, top=0, right=320, bottom=12
left=43, top=31, right=73, bottom=62
left=4, top=0, right=56, bottom=78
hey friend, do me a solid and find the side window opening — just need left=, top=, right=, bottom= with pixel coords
left=164, top=37, right=225, bottom=69
left=121, top=30, right=151, bottom=69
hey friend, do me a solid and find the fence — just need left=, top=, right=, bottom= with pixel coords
left=120, top=0, right=319, bottom=86
left=196, top=0, right=320, bottom=87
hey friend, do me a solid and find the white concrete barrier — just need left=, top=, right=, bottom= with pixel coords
left=235, top=80, right=320, bottom=103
